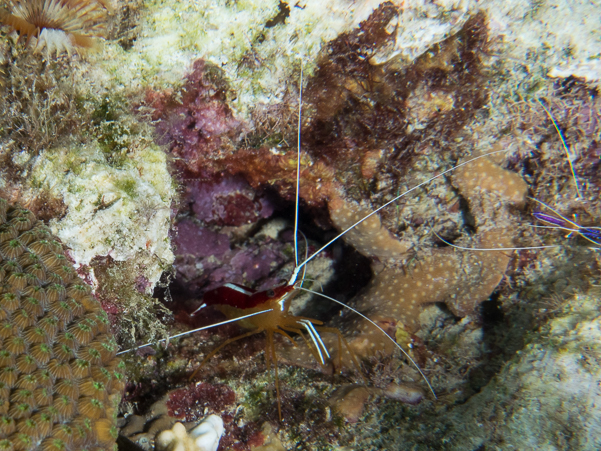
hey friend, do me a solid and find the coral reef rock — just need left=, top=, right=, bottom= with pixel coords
left=0, top=198, right=123, bottom=450
left=30, top=142, right=174, bottom=284
left=374, top=287, right=601, bottom=449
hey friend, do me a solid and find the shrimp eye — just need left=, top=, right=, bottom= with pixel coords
left=266, top=289, right=276, bottom=298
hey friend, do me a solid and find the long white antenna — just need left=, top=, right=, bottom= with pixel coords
left=536, top=98, right=582, bottom=199
left=297, top=287, right=437, bottom=399
left=288, top=149, right=509, bottom=285
left=433, top=231, right=559, bottom=251
left=294, top=67, right=304, bottom=267
left=117, top=309, right=273, bottom=355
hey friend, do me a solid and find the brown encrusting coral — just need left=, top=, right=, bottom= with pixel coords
left=0, top=198, right=123, bottom=450
left=0, top=0, right=109, bottom=54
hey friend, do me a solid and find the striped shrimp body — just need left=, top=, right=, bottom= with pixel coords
left=190, top=281, right=364, bottom=420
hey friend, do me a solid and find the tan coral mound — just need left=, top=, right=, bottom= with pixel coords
left=336, top=156, right=527, bottom=358
left=279, top=156, right=527, bottom=369
left=0, top=198, right=123, bottom=451
left=453, top=156, right=527, bottom=205
left=329, top=196, right=410, bottom=259
left=346, top=229, right=513, bottom=356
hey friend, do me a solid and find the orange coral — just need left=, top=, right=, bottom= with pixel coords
left=0, top=0, right=109, bottom=54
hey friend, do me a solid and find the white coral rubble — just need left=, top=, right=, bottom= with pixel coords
left=30, top=141, right=175, bottom=291
left=155, top=415, right=225, bottom=451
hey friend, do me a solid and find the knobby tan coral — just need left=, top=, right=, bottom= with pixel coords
left=346, top=229, right=513, bottom=356
left=453, top=156, right=527, bottom=205
left=329, top=196, right=410, bottom=259
left=0, top=198, right=123, bottom=451
left=342, top=156, right=527, bottom=357
left=0, top=0, right=109, bottom=55
left=281, top=156, right=527, bottom=366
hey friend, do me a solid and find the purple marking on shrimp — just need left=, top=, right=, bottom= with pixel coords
left=533, top=212, right=568, bottom=227
left=581, top=228, right=601, bottom=243
left=534, top=211, right=601, bottom=245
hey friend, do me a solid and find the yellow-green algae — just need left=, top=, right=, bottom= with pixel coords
left=30, top=141, right=174, bottom=286
left=83, top=0, right=352, bottom=118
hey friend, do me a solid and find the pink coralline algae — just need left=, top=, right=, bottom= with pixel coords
left=145, top=59, right=245, bottom=173
left=175, top=219, right=230, bottom=259
left=167, top=383, right=236, bottom=422
left=185, top=176, right=274, bottom=227
left=173, top=217, right=289, bottom=298
left=171, top=172, right=284, bottom=301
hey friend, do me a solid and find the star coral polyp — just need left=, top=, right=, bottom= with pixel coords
left=0, top=198, right=123, bottom=451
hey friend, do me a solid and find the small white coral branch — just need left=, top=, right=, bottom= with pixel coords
left=155, top=415, right=225, bottom=451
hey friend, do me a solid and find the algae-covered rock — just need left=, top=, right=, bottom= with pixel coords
left=0, top=0, right=600, bottom=449
left=366, top=287, right=601, bottom=450
left=30, top=141, right=174, bottom=286
left=468, top=289, right=601, bottom=450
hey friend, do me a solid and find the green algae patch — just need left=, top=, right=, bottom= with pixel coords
left=83, top=0, right=360, bottom=121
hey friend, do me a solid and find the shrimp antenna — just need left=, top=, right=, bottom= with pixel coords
left=536, top=98, right=582, bottom=199
left=529, top=197, right=601, bottom=246
left=529, top=197, right=580, bottom=228
left=294, top=67, right=304, bottom=267
left=289, top=149, right=509, bottom=286
left=298, top=230, right=309, bottom=287
left=432, top=231, right=559, bottom=251
left=116, top=308, right=273, bottom=355
left=296, top=286, right=437, bottom=399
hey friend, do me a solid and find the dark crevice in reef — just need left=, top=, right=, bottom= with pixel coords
left=463, top=243, right=600, bottom=398
left=297, top=240, right=373, bottom=322
left=467, top=291, right=523, bottom=395
left=164, top=178, right=373, bottom=327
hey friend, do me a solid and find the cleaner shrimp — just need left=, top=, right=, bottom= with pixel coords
left=115, top=11, right=586, bottom=439
left=118, top=74, right=526, bottom=422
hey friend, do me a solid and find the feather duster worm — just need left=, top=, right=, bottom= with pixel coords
left=0, top=0, right=109, bottom=55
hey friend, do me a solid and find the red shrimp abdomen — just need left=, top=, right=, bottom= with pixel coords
left=203, top=283, right=294, bottom=310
